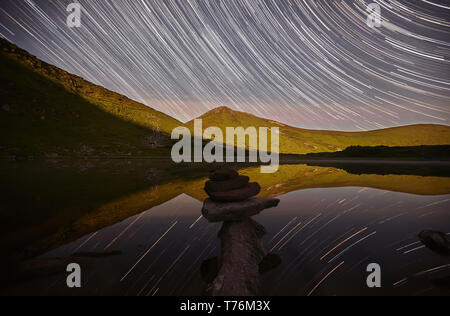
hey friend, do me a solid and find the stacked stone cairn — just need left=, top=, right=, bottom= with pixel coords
left=201, top=167, right=281, bottom=296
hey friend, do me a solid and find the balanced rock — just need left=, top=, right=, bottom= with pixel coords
left=419, top=230, right=450, bottom=256
left=207, top=182, right=261, bottom=202
left=210, top=168, right=238, bottom=181
left=202, top=197, right=280, bottom=222
left=205, top=176, right=249, bottom=194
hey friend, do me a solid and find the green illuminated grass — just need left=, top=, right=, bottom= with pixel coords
left=187, top=107, right=450, bottom=154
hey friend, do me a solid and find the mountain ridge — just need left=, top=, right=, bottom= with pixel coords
left=194, top=105, right=446, bottom=134
left=188, top=106, right=450, bottom=154
left=0, top=38, right=182, bottom=134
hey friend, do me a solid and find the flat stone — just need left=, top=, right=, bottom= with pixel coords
left=419, top=230, right=450, bottom=256
left=207, top=182, right=261, bottom=202
left=210, top=168, right=238, bottom=181
left=205, top=176, right=249, bottom=194
left=202, top=197, right=280, bottom=222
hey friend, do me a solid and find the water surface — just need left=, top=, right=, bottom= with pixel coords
left=15, top=185, right=450, bottom=295
left=2, top=162, right=450, bottom=296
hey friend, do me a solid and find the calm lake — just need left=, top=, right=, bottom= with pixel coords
left=2, top=161, right=450, bottom=296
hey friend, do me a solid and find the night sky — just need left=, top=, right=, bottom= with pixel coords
left=0, top=0, right=449, bottom=131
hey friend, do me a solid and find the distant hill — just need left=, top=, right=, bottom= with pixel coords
left=187, top=106, right=450, bottom=155
left=0, top=39, right=181, bottom=158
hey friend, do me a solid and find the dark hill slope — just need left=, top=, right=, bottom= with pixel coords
left=0, top=39, right=181, bottom=158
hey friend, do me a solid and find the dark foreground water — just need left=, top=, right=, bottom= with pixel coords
left=10, top=185, right=450, bottom=296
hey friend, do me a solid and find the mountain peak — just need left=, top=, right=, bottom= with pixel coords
left=206, top=106, right=234, bottom=115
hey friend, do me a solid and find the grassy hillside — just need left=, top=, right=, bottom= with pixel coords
left=187, top=107, right=450, bottom=155
left=0, top=39, right=181, bottom=158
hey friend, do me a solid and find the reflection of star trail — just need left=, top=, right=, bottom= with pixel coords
left=327, top=231, right=377, bottom=263
left=402, top=244, right=426, bottom=254
left=37, top=186, right=450, bottom=296
left=320, top=227, right=368, bottom=261
left=269, top=216, right=298, bottom=243
left=269, top=220, right=303, bottom=253
left=189, top=215, right=203, bottom=229
left=0, top=0, right=449, bottom=130
left=120, top=221, right=178, bottom=282
left=146, top=245, right=191, bottom=296
left=71, top=232, right=98, bottom=254
left=394, top=263, right=450, bottom=289
left=104, top=212, right=145, bottom=250
left=278, top=213, right=322, bottom=250
left=307, top=261, right=345, bottom=297
left=416, top=198, right=450, bottom=210
left=415, top=264, right=450, bottom=277
left=396, top=241, right=422, bottom=251
left=378, top=211, right=407, bottom=224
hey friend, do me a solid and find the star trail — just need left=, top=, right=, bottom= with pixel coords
left=0, top=0, right=449, bottom=130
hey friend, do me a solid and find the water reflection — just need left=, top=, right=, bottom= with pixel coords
left=202, top=218, right=275, bottom=296
left=1, top=161, right=450, bottom=295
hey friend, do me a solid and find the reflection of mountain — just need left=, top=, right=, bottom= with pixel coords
left=29, top=163, right=449, bottom=258
left=1, top=158, right=449, bottom=277
left=299, top=160, right=450, bottom=178
left=0, top=159, right=210, bottom=260
left=241, top=165, right=450, bottom=196
left=2, top=39, right=450, bottom=158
